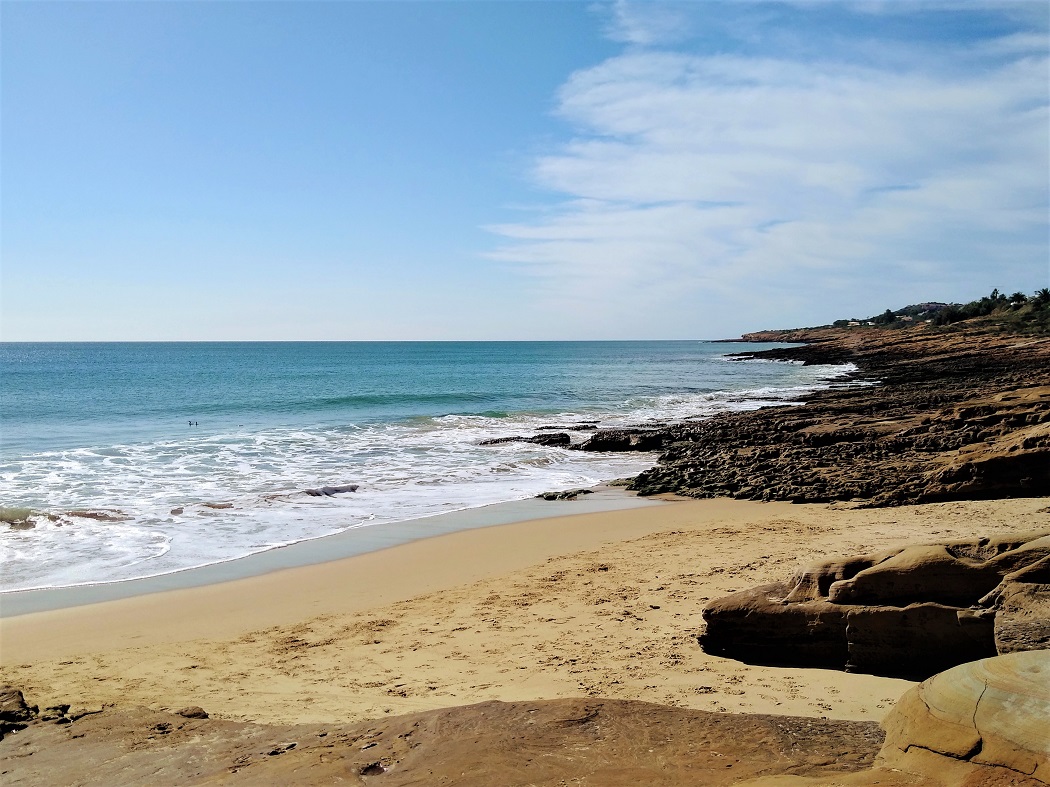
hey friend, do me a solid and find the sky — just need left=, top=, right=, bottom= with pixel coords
left=2, top=1, right=1048, bottom=341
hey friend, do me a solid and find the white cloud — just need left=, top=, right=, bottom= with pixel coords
left=599, top=0, right=692, bottom=46
left=487, top=26, right=1049, bottom=335
left=976, top=31, right=1050, bottom=56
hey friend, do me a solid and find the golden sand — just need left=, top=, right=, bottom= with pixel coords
left=2, top=496, right=1045, bottom=727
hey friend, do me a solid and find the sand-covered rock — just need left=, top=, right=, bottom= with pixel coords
left=701, top=532, right=1050, bottom=679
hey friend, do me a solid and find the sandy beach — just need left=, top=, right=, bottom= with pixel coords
left=3, top=495, right=1045, bottom=731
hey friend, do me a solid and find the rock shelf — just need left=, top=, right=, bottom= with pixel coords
left=628, top=322, right=1050, bottom=506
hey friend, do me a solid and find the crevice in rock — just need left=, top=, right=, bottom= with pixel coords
left=904, top=742, right=982, bottom=762
left=970, top=683, right=988, bottom=738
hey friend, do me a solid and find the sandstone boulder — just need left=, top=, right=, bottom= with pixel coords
left=878, top=650, right=1050, bottom=784
left=700, top=532, right=1050, bottom=679
left=981, top=561, right=1050, bottom=655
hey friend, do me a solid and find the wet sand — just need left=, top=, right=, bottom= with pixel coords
left=1, top=486, right=661, bottom=616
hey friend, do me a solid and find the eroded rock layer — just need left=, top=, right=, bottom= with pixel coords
left=700, top=532, right=1050, bottom=679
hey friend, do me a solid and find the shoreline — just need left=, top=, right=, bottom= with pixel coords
left=3, top=323, right=1047, bottom=783
left=0, top=485, right=663, bottom=617
left=1, top=340, right=848, bottom=600
left=2, top=495, right=1044, bottom=728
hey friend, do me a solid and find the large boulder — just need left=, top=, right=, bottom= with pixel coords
left=878, top=650, right=1050, bottom=784
left=700, top=531, right=1050, bottom=679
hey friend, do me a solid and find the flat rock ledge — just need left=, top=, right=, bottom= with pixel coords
left=700, top=531, right=1050, bottom=680
left=0, top=693, right=885, bottom=786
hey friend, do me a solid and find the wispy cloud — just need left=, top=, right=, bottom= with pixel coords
left=599, top=0, right=692, bottom=46
left=487, top=4, right=1049, bottom=335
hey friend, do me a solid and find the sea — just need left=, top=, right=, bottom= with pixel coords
left=0, top=341, right=856, bottom=593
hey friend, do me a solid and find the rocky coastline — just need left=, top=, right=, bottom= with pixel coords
left=617, top=320, right=1050, bottom=506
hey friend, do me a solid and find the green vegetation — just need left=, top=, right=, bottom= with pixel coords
left=934, top=288, right=1021, bottom=325
left=832, top=301, right=948, bottom=328
left=930, top=287, right=1050, bottom=334
left=829, top=287, right=1050, bottom=335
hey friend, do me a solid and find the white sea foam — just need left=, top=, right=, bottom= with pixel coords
left=0, top=368, right=858, bottom=591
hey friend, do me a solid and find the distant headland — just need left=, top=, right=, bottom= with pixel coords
left=623, top=287, right=1050, bottom=506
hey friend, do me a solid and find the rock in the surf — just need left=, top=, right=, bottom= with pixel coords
left=575, top=429, right=666, bottom=452
left=479, top=433, right=571, bottom=447
left=536, top=489, right=595, bottom=501
left=304, top=484, right=359, bottom=497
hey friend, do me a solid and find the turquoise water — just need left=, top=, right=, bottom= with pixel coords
left=0, top=341, right=854, bottom=590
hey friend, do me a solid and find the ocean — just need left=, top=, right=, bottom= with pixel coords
left=0, top=341, right=855, bottom=592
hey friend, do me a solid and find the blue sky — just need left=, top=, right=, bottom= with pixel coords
left=2, top=1, right=1047, bottom=340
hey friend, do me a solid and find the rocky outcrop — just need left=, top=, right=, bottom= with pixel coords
left=479, top=428, right=664, bottom=450
left=624, top=323, right=1050, bottom=506
left=535, top=424, right=599, bottom=432
left=0, top=687, right=102, bottom=740
left=878, top=651, right=1050, bottom=785
left=575, top=429, right=667, bottom=452
left=0, top=687, right=36, bottom=739
left=700, top=532, right=1050, bottom=679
